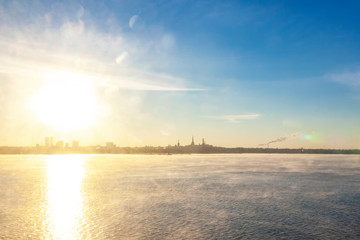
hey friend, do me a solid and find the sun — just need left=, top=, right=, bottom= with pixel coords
left=30, top=70, right=99, bottom=132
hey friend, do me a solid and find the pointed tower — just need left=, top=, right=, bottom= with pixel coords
left=191, top=136, right=195, bottom=146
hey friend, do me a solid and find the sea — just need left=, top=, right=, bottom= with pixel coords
left=1, top=154, right=360, bottom=239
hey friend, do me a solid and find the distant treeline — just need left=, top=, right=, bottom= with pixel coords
left=0, top=144, right=359, bottom=155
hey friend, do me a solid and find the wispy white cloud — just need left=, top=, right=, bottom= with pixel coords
left=205, top=114, right=260, bottom=123
left=329, top=72, right=360, bottom=87
left=0, top=3, right=201, bottom=92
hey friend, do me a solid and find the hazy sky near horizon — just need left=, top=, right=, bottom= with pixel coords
left=0, top=0, right=359, bottom=148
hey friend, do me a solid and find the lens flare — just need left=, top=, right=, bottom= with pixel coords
left=300, top=132, right=324, bottom=144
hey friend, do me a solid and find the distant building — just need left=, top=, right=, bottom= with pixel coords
left=50, top=137, right=53, bottom=146
left=72, top=141, right=79, bottom=148
left=106, top=142, right=116, bottom=148
left=202, top=138, right=206, bottom=145
left=56, top=141, right=64, bottom=148
left=45, top=137, right=50, bottom=147
left=191, top=136, right=195, bottom=146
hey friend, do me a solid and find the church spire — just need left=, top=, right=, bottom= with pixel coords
left=191, top=136, right=195, bottom=146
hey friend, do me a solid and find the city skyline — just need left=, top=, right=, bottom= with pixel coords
left=1, top=134, right=359, bottom=155
left=2, top=134, right=359, bottom=152
left=33, top=136, right=208, bottom=148
left=0, top=1, right=360, bottom=149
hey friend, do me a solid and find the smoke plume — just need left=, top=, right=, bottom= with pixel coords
left=259, top=132, right=301, bottom=147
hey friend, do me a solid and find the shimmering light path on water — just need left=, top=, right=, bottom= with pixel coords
left=1, top=154, right=360, bottom=239
left=46, top=155, right=85, bottom=239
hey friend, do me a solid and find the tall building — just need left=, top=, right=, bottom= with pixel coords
left=56, top=140, right=64, bottom=148
left=191, top=136, right=195, bottom=146
left=45, top=137, right=50, bottom=147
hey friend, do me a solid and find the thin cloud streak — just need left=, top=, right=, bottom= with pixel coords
left=206, top=114, right=261, bottom=123
left=329, top=72, right=360, bottom=87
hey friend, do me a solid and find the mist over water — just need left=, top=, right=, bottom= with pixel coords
left=1, top=154, right=360, bottom=239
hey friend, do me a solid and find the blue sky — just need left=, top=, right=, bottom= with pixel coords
left=0, top=0, right=359, bottom=148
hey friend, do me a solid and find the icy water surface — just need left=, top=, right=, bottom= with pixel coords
left=1, top=154, right=360, bottom=239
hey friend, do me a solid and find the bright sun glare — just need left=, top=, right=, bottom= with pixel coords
left=30, top=71, right=99, bottom=132
left=46, top=155, right=85, bottom=239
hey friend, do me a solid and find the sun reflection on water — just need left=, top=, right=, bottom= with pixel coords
left=45, top=155, right=85, bottom=239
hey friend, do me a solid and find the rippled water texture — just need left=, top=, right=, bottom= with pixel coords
left=1, top=154, right=360, bottom=239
